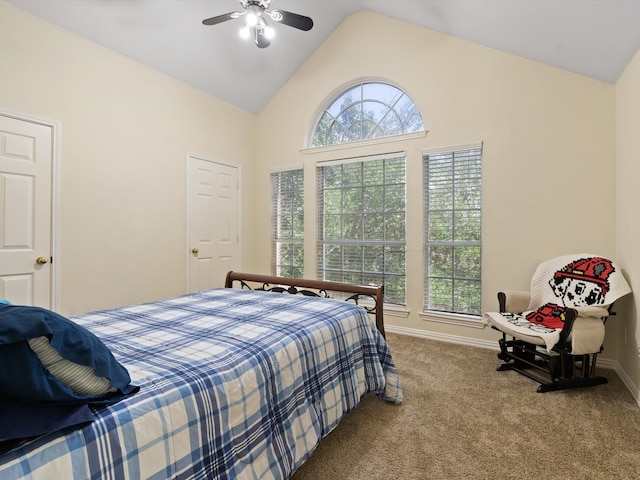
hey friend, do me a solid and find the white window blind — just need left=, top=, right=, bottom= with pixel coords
left=271, top=168, right=304, bottom=278
left=423, top=144, right=482, bottom=315
left=317, top=153, right=406, bottom=304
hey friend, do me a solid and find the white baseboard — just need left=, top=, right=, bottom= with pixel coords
left=385, top=324, right=640, bottom=407
left=386, top=324, right=499, bottom=351
left=613, top=363, right=640, bottom=406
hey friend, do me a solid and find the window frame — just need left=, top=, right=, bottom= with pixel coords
left=422, top=143, right=483, bottom=323
left=316, top=152, right=407, bottom=305
left=309, top=81, right=424, bottom=148
left=271, top=166, right=305, bottom=278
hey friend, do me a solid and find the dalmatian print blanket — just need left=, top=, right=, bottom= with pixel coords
left=484, top=254, right=631, bottom=352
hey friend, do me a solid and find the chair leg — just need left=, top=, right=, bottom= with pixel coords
left=553, top=353, right=574, bottom=379
left=537, top=375, right=608, bottom=393
left=495, top=336, right=608, bottom=392
left=498, top=337, right=536, bottom=368
left=537, top=351, right=608, bottom=392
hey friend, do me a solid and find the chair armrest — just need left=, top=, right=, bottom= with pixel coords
left=573, top=306, right=610, bottom=318
left=497, top=290, right=531, bottom=313
left=558, top=307, right=579, bottom=345
left=557, top=306, right=610, bottom=352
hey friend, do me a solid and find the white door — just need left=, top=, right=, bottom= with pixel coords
left=187, top=155, right=240, bottom=292
left=0, top=113, right=54, bottom=307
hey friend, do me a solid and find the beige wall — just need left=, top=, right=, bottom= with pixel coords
left=255, top=12, right=618, bottom=347
left=3, top=2, right=635, bottom=375
left=0, top=2, right=255, bottom=314
left=615, top=46, right=640, bottom=393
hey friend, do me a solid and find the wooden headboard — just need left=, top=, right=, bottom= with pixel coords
left=224, top=271, right=385, bottom=337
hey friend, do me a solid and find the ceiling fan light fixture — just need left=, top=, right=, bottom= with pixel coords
left=264, top=25, right=275, bottom=40
left=239, top=25, right=251, bottom=39
left=245, top=5, right=262, bottom=27
left=202, top=0, right=313, bottom=49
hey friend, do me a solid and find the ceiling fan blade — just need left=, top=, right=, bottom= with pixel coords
left=255, top=27, right=271, bottom=48
left=202, top=12, right=238, bottom=26
left=271, top=9, right=313, bottom=31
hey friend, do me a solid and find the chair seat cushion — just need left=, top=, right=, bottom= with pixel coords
left=485, top=310, right=606, bottom=354
left=485, top=310, right=558, bottom=350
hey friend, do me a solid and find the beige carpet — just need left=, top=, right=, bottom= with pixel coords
left=290, top=333, right=640, bottom=480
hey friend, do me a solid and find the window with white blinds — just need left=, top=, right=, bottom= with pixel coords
left=317, top=153, right=406, bottom=304
left=423, top=144, right=482, bottom=315
left=271, top=168, right=304, bottom=278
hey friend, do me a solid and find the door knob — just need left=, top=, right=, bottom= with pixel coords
left=36, top=256, right=49, bottom=265
left=191, top=248, right=199, bottom=256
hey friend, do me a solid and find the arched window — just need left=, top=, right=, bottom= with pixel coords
left=311, top=81, right=424, bottom=147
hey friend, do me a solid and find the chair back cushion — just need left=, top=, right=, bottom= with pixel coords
left=527, top=254, right=631, bottom=311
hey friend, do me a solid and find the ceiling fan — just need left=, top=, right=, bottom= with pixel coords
left=202, top=0, right=314, bottom=49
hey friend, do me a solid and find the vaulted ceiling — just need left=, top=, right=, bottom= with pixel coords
left=8, top=0, right=640, bottom=114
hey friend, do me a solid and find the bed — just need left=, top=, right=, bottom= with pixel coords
left=0, top=272, right=402, bottom=479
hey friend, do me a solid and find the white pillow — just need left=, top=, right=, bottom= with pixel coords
left=28, top=336, right=117, bottom=396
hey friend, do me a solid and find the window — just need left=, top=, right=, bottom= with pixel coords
left=423, top=144, right=482, bottom=315
left=271, top=168, right=304, bottom=278
left=311, top=82, right=424, bottom=147
left=317, top=153, right=406, bottom=304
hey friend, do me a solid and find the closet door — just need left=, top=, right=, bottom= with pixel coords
left=0, top=113, right=54, bottom=307
left=187, top=154, right=240, bottom=292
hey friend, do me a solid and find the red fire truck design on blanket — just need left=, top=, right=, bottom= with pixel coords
left=525, top=303, right=567, bottom=329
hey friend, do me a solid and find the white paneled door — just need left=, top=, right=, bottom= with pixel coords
left=187, top=155, right=240, bottom=292
left=0, top=113, right=54, bottom=307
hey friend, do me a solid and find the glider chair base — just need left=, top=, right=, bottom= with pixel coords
left=496, top=335, right=607, bottom=393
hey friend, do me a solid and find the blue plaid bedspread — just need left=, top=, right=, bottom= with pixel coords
left=0, top=288, right=402, bottom=479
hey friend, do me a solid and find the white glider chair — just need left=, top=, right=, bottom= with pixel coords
left=484, top=254, right=631, bottom=392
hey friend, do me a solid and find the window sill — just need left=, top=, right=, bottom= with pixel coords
left=300, top=131, right=427, bottom=156
left=356, top=300, right=409, bottom=319
left=383, top=304, right=410, bottom=319
left=419, top=310, right=485, bottom=329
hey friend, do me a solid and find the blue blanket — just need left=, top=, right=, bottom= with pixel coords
left=0, top=288, right=402, bottom=479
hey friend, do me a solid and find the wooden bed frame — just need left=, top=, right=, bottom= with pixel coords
left=224, top=271, right=386, bottom=337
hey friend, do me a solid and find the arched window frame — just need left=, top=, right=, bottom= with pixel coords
left=307, top=79, right=425, bottom=149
